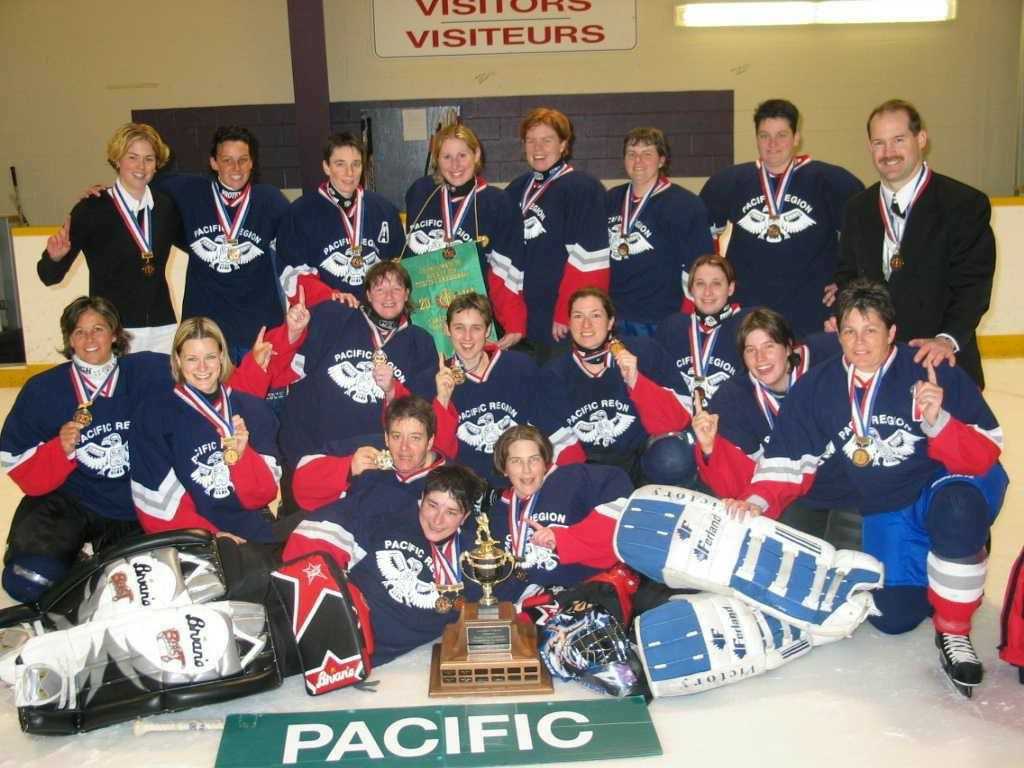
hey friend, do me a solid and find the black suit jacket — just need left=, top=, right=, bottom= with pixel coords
left=836, top=172, right=994, bottom=388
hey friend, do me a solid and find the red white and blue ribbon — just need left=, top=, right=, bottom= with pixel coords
left=620, top=176, right=671, bottom=242
left=689, top=314, right=721, bottom=383
left=319, top=182, right=365, bottom=254
left=174, top=383, right=235, bottom=441
left=441, top=181, right=482, bottom=244
left=69, top=361, right=119, bottom=409
left=108, top=185, right=152, bottom=255
left=846, top=347, right=898, bottom=442
left=211, top=181, right=252, bottom=244
left=877, top=163, right=931, bottom=252
left=430, top=536, right=462, bottom=589
left=519, top=163, right=573, bottom=215
left=756, top=154, right=810, bottom=219
left=508, top=492, right=539, bottom=561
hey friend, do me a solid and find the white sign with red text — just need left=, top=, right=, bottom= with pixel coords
left=371, top=0, right=638, bottom=58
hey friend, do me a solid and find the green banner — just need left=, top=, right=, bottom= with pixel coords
left=214, top=696, right=660, bottom=767
left=403, top=241, right=494, bottom=357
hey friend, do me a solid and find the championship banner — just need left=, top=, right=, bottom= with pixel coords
left=403, top=240, right=494, bottom=357
left=214, top=697, right=661, bottom=767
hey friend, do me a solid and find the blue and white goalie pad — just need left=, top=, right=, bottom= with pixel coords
left=635, top=594, right=811, bottom=697
left=614, top=485, right=883, bottom=640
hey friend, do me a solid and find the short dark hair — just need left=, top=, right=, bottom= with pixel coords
left=568, top=287, right=615, bottom=322
left=323, top=132, right=367, bottom=166
left=866, top=99, right=924, bottom=136
left=209, top=125, right=259, bottom=179
left=754, top=99, right=800, bottom=134
left=445, top=292, right=493, bottom=328
left=623, top=127, right=671, bottom=176
left=60, top=296, right=131, bottom=359
left=688, top=253, right=736, bottom=291
left=835, top=278, right=896, bottom=330
left=492, top=424, right=553, bottom=476
left=737, top=307, right=796, bottom=363
left=423, top=465, right=486, bottom=516
left=385, top=395, right=436, bottom=439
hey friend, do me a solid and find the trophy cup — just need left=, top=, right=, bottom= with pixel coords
left=428, top=511, right=553, bottom=696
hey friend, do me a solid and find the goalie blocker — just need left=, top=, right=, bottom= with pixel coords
left=0, top=530, right=372, bottom=734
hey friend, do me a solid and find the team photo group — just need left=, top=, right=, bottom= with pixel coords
left=0, top=94, right=1007, bottom=733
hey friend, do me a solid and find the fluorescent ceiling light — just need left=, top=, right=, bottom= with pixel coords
left=675, top=1, right=957, bottom=27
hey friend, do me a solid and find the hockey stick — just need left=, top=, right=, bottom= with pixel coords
left=133, top=718, right=225, bottom=735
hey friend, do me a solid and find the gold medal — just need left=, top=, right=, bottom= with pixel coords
left=443, top=246, right=456, bottom=260
left=767, top=223, right=782, bottom=239
left=435, top=594, right=452, bottom=614
left=351, top=254, right=364, bottom=269
left=372, top=349, right=389, bottom=366
left=475, top=235, right=490, bottom=249
left=851, top=437, right=872, bottom=468
left=514, top=567, right=528, bottom=582
left=222, top=436, right=239, bottom=466
left=451, top=594, right=465, bottom=612
left=72, top=406, right=92, bottom=428
left=608, top=338, right=626, bottom=356
left=227, top=246, right=240, bottom=262
left=450, top=364, right=465, bottom=385
left=141, top=251, right=155, bottom=276
left=617, top=241, right=630, bottom=258
left=889, top=253, right=904, bottom=272
left=375, top=449, right=394, bottom=470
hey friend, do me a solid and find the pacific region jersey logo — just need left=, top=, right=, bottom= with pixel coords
left=319, top=248, right=379, bottom=285
left=375, top=549, right=438, bottom=610
left=571, top=409, right=635, bottom=447
left=191, top=235, right=263, bottom=273
left=679, top=369, right=731, bottom=401
left=190, top=451, right=235, bottom=499
left=736, top=207, right=816, bottom=243
left=841, top=428, right=923, bottom=467
left=327, top=359, right=384, bottom=404
left=458, top=412, right=516, bottom=454
left=522, top=216, right=547, bottom=241
left=77, top=433, right=130, bottom=478
left=407, top=227, right=447, bottom=254
left=608, top=228, right=654, bottom=261
left=505, top=534, right=559, bottom=572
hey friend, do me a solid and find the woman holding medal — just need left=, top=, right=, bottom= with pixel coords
left=537, top=288, right=692, bottom=483
left=1, top=297, right=172, bottom=602
left=655, top=254, right=750, bottom=412
left=404, top=123, right=528, bottom=348
left=606, top=128, right=713, bottom=337
left=276, top=133, right=404, bottom=309
left=130, top=317, right=285, bottom=542
left=39, top=123, right=180, bottom=353
left=505, top=108, right=609, bottom=361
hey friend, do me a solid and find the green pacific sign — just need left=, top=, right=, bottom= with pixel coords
left=214, top=696, right=660, bottom=767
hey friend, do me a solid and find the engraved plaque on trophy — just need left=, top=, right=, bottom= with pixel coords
left=428, top=512, right=553, bottom=696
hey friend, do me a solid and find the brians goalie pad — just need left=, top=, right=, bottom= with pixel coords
left=614, top=485, right=883, bottom=641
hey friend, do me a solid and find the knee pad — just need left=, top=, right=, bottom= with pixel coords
left=927, top=483, right=990, bottom=558
left=867, top=586, right=932, bottom=635
left=2, top=555, right=69, bottom=604
left=641, top=431, right=698, bottom=487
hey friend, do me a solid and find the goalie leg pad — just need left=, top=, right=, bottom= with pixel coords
left=615, top=485, right=883, bottom=639
left=635, top=594, right=811, bottom=697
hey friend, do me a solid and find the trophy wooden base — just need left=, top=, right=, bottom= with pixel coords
left=428, top=601, right=553, bottom=697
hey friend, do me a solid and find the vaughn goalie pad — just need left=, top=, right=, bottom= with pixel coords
left=614, top=485, right=883, bottom=640
left=635, top=594, right=811, bottom=697
left=0, top=600, right=281, bottom=735
left=268, top=554, right=373, bottom=696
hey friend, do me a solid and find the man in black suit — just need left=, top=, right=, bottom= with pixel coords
left=829, top=99, right=995, bottom=388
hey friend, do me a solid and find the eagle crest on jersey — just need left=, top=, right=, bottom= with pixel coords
left=319, top=248, right=379, bottom=285
left=607, top=228, right=655, bottom=261
left=327, top=360, right=384, bottom=404
left=457, top=412, right=516, bottom=454
left=375, top=549, right=438, bottom=610
left=680, top=369, right=731, bottom=401
left=190, top=452, right=234, bottom=499
left=735, top=207, right=816, bottom=243
left=506, top=536, right=559, bottom=572
left=572, top=409, right=635, bottom=447
left=522, top=216, right=547, bottom=240
left=407, top=228, right=447, bottom=254
left=77, top=433, right=130, bottom=479
left=841, top=428, right=923, bottom=467
left=191, top=236, right=263, bottom=273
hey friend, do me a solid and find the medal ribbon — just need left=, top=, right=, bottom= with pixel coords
left=689, top=314, right=720, bottom=382
left=571, top=342, right=612, bottom=377
left=620, top=176, right=671, bottom=242
left=877, top=163, right=931, bottom=252
left=430, top=536, right=462, bottom=589
left=69, top=361, right=119, bottom=409
left=508, top=492, right=539, bottom=561
left=756, top=154, right=810, bottom=219
left=210, top=182, right=252, bottom=244
left=440, top=184, right=477, bottom=245
left=845, top=347, right=898, bottom=441
left=174, top=383, right=235, bottom=440
left=519, top=163, right=573, bottom=215
left=318, top=182, right=365, bottom=254
left=108, top=185, right=153, bottom=255
left=362, top=310, right=407, bottom=352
